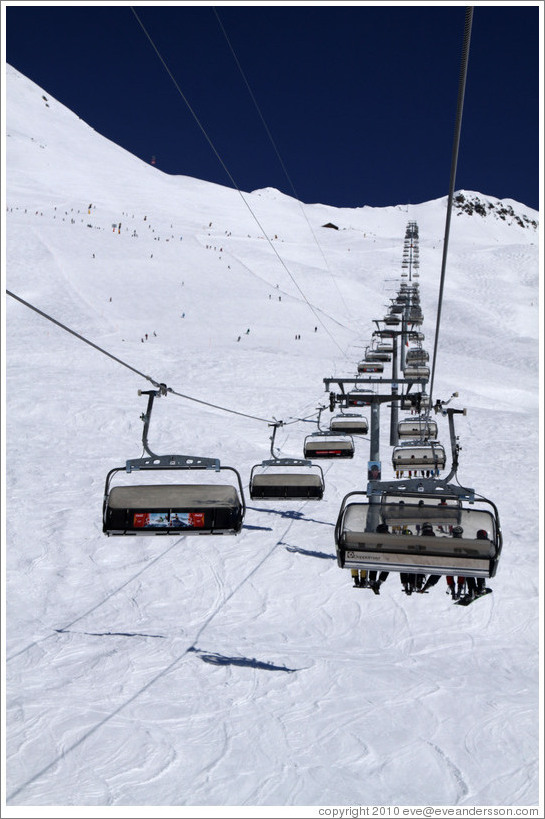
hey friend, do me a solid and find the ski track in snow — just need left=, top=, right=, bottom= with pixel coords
left=4, top=64, right=540, bottom=808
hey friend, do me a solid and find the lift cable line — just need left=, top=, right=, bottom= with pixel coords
left=212, top=6, right=353, bottom=325
left=6, top=290, right=323, bottom=428
left=6, top=290, right=161, bottom=388
left=428, top=5, right=473, bottom=407
left=6, top=290, right=269, bottom=424
left=130, top=7, right=351, bottom=360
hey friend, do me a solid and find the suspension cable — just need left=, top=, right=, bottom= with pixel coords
left=212, top=7, right=354, bottom=325
left=6, top=290, right=162, bottom=388
left=130, top=7, right=351, bottom=359
left=6, top=289, right=324, bottom=427
left=428, top=6, right=473, bottom=406
left=5, top=290, right=272, bottom=422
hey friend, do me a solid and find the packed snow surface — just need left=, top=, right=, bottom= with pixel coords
left=4, top=64, right=541, bottom=809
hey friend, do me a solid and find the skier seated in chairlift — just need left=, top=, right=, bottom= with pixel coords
left=457, top=529, right=488, bottom=599
left=442, top=529, right=488, bottom=600
left=401, top=572, right=425, bottom=595
left=351, top=523, right=389, bottom=591
left=422, top=522, right=435, bottom=536
left=394, top=526, right=425, bottom=594
left=368, top=523, right=390, bottom=594
left=351, top=568, right=365, bottom=588
left=420, top=525, right=473, bottom=597
left=467, top=529, right=489, bottom=597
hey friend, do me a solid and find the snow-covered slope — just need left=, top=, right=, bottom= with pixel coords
left=4, top=64, right=541, bottom=809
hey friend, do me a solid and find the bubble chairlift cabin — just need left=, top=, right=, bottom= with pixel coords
left=249, top=421, right=325, bottom=500
left=336, top=407, right=503, bottom=580
left=103, top=388, right=245, bottom=536
left=303, top=407, right=355, bottom=459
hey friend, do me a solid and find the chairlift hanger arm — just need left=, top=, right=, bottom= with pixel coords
left=442, top=404, right=466, bottom=482
left=133, top=388, right=226, bottom=472
left=138, top=386, right=169, bottom=458
left=316, top=405, right=327, bottom=431
left=268, top=420, right=284, bottom=458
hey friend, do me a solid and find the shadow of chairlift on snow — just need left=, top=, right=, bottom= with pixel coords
left=246, top=505, right=335, bottom=527
left=188, top=647, right=298, bottom=673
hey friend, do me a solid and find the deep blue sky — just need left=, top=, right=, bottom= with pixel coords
left=5, top=2, right=541, bottom=210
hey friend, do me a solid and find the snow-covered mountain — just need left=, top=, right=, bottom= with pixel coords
left=4, top=64, right=541, bottom=810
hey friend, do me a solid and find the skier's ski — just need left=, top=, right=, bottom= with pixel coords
left=455, top=588, right=493, bottom=606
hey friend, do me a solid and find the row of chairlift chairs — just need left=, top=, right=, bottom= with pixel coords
left=102, top=275, right=502, bottom=593
left=335, top=279, right=502, bottom=589
left=249, top=408, right=369, bottom=502
left=102, top=393, right=369, bottom=535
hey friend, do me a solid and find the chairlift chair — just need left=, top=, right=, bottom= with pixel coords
left=404, top=364, right=430, bottom=380
left=330, top=413, right=369, bottom=435
left=400, top=393, right=430, bottom=411
left=103, top=389, right=245, bottom=536
left=335, top=481, right=502, bottom=579
left=303, top=432, right=355, bottom=459
left=358, top=360, right=384, bottom=374
left=363, top=351, right=390, bottom=363
left=392, top=442, right=446, bottom=474
left=408, top=313, right=423, bottom=326
left=344, top=391, right=374, bottom=408
left=300, top=405, right=355, bottom=458
left=249, top=422, right=325, bottom=500
left=406, top=348, right=429, bottom=364
left=397, top=418, right=438, bottom=440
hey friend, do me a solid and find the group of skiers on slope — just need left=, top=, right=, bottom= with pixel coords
left=351, top=521, right=490, bottom=601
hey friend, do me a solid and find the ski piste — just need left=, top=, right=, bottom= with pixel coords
left=455, top=588, right=493, bottom=606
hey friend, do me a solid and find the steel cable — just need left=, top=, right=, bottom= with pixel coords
left=428, top=6, right=474, bottom=406
left=130, top=6, right=351, bottom=359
